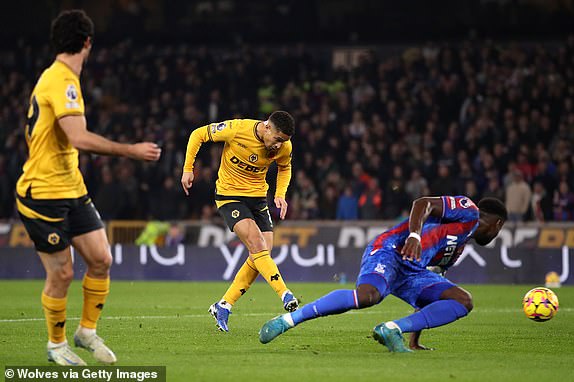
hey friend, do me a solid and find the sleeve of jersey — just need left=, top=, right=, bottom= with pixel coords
left=183, top=120, right=236, bottom=172
left=440, top=195, right=479, bottom=223
left=49, top=78, right=84, bottom=119
left=275, top=141, right=292, bottom=198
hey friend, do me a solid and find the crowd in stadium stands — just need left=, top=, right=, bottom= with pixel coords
left=1, top=37, right=574, bottom=223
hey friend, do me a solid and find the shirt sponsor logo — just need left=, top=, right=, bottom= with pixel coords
left=230, top=156, right=265, bottom=173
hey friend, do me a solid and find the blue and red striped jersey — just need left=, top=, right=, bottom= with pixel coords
left=369, top=196, right=480, bottom=269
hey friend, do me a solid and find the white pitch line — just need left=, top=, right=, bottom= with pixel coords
left=0, top=308, right=572, bottom=323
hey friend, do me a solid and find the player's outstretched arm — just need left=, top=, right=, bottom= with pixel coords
left=401, top=197, right=444, bottom=261
left=59, top=115, right=161, bottom=161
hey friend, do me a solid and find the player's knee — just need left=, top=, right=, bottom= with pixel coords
left=457, top=291, right=473, bottom=312
left=88, top=251, right=112, bottom=277
left=52, top=266, right=74, bottom=286
left=244, top=235, right=267, bottom=254
left=356, top=285, right=380, bottom=308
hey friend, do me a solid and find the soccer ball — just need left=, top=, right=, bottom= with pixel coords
left=522, top=287, right=559, bottom=322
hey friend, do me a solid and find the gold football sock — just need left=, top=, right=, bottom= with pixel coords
left=80, top=275, right=110, bottom=329
left=41, top=292, right=67, bottom=344
left=251, top=250, right=289, bottom=299
left=221, top=257, right=259, bottom=306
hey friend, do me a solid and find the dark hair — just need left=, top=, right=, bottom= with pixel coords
left=478, top=197, right=507, bottom=221
left=50, top=10, right=94, bottom=54
left=269, top=111, right=295, bottom=136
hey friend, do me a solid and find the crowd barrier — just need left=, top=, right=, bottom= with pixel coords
left=0, top=221, right=571, bottom=284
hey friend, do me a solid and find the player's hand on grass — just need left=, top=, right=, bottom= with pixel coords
left=127, top=142, right=161, bottom=161
left=401, top=235, right=422, bottom=261
left=408, top=328, right=435, bottom=351
left=274, top=197, right=288, bottom=220
left=181, top=171, right=194, bottom=196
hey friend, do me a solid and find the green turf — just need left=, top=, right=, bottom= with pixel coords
left=0, top=281, right=572, bottom=382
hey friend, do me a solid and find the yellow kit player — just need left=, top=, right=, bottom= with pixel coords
left=16, top=10, right=161, bottom=365
left=181, top=111, right=298, bottom=332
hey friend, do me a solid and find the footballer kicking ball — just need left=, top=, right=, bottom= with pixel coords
left=522, top=287, right=559, bottom=322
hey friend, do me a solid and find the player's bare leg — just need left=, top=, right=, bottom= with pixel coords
left=71, top=229, right=117, bottom=364
left=38, top=248, right=86, bottom=366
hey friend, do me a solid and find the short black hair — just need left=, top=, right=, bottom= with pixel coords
left=50, top=10, right=94, bottom=54
left=478, top=197, right=508, bottom=221
left=269, top=111, right=295, bottom=136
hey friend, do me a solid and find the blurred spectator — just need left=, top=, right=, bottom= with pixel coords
left=505, top=171, right=532, bottom=223
left=430, top=164, right=456, bottom=196
left=553, top=181, right=574, bottom=221
left=382, top=166, right=410, bottom=219
left=318, top=184, right=338, bottom=220
left=358, top=178, right=382, bottom=219
left=165, top=223, right=185, bottom=247
left=94, top=166, right=121, bottom=220
left=482, top=177, right=505, bottom=202
left=531, top=181, right=553, bottom=222
left=291, top=170, right=319, bottom=219
left=336, top=185, right=358, bottom=220
left=405, top=169, right=429, bottom=202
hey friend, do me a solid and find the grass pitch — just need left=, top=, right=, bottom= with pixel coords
left=0, top=281, right=572, bottom=382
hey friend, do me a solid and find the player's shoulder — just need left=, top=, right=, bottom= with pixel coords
left=214, top=118, right=258, bottom=131
left=280, top=139, right=293, bottom=152
left=37, top=61, right=80, bottom=94
left=233, top=118, right=260, bottom=130
left=44, top=61, right=79, bottom=82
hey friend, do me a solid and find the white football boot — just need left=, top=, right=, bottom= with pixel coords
left=47, top=341, right=87, bottom=366
left=73, top=327, right=117, bottom=364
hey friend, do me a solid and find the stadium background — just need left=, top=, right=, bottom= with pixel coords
left=1, top=0, right=574, bottom=283
left=1, top=1, right=574, bottom=381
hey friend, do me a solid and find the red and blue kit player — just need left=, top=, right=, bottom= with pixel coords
left=259, top=196, right=507, bottom=352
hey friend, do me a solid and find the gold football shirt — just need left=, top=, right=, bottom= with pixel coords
left=184, top=119, right=292, bottom=199
left=16, top=60, right=87, bottom=199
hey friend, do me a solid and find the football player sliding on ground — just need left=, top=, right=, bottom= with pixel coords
left=260, top=196, right=507, bottom=352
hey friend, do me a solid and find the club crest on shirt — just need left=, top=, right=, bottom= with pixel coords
left=375, top=263, right=386, bottom=274
left=249, top=154, right=258, bottom=162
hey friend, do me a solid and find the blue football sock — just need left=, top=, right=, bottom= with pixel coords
left=393, top=300, right=469, bottom=333
left=291, top=289, right=359, bottom=326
